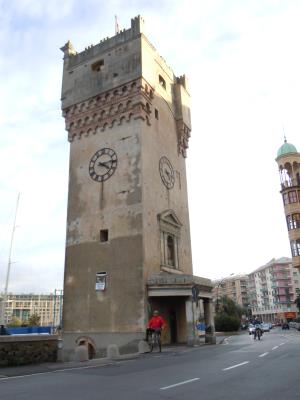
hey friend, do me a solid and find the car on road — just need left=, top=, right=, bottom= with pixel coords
left=282, top=323, right=290, bottom=330
left=248, top=324, right=255, bottom=335
left=261, top=323, right=270, bottom=332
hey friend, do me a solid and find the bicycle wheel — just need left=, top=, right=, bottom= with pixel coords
left=149, top=335, right=154, bottom=352
left=158, top=336, right=161, bottom=352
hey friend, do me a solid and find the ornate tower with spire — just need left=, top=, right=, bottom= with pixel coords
left=276, top=138, right=300, bottom=269
left=60, top=16, right=214, bottom=361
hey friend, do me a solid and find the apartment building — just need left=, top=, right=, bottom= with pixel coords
left=0, top=292, right=63, bottom=327
left=248, top=257, right=300, bottom=322
left=213, top=275, right=249, bottom=308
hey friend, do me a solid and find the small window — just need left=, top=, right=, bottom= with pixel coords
left=100, top=229, right=109, bottom=242
left=289, top=191, right=297, bottom=203
left=155, top=109, right=159, bottom=119
left=283, top=193, right=289, bottom=205
left=159, top=75, right=166, bottom=89
left=287, top=215, right=293, bottom=230
left=167, top=235, right=175, bottom=266
left=291, top=239, right=300, bottom=256
left=292, top=213, right=300, bottom=229
left=91, top=60, right=104, bottom=72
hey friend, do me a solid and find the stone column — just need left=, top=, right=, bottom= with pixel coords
left=185, top=297, right=195, bottom=346
left=204, top=298, right=216, bottom=344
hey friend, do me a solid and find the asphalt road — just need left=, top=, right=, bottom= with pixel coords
left=1, top=328, right=300, bottom=400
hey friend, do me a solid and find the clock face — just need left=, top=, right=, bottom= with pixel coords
left=159, top=156, right=175, bottom=189
left=89, top=148, right=118, bottom=182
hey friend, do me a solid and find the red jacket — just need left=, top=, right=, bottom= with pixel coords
left=148, top=316, right=165, bottom=329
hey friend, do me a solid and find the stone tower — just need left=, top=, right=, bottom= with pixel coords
left=60, top=16, right=214, bottom=360
left=276, top=139, right=300, bottom=270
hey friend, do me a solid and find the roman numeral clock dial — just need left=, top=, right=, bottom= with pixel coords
left=89, top=148, right=118, bottom=182
left=159, top=156, right=175, bottom=189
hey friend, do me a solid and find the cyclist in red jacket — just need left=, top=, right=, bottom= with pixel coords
left=146, top=310, right=165, bottom=341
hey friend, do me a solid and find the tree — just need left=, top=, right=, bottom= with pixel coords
left=295, top=294, right=300, bottom=313
left=8, top=316, right=22, bottom=327
left=214, top=296, right=242, bottom=332
left=28, top=313, right=41, bottom=326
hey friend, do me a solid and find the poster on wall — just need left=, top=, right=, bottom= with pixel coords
left=95, top=272, right=107, bottom=291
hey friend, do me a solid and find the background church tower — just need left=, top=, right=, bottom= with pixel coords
left=276, top=138, right=300, bottom=270
left=60, top=16, right=212, bottom=360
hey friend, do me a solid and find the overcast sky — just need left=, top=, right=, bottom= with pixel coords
left=0, top=0, right=299, bottom=293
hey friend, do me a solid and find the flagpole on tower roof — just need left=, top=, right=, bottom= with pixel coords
left=115, top=15, right=120, bottom=34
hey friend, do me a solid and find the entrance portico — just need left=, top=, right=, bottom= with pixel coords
left=147, top=273, right=215, bottom=346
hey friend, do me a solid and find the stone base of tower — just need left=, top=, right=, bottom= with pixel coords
left=147, top=272, right=215, bottom=347
left=61, top=331, right=145, bottom=361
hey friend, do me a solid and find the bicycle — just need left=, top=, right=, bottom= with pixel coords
left=253, top=327, right=262, bottom=340
left=148, top=328, right=162, bottom=352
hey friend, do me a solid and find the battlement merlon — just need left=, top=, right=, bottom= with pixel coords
left=60, top=15, right=145, bottom=66
left=60, top=40, right=77, bottom=58
left=174, top=75, right=191, bottom=130
left=60, top=15, right=189, bottom=117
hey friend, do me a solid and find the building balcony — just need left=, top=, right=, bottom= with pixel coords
left=271, top=284, right=290, bottom=289
left=271, top=275, right=290, bottom=280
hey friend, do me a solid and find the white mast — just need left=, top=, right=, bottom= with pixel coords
left=1, top=193, right=20, bottom=326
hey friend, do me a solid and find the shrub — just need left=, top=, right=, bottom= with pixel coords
left=215, top=313, right=241, bottom=332
left=7, top=316, right=22, bottom=327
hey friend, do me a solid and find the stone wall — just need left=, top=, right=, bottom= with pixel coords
left=0, top=335, right=58, bottom=367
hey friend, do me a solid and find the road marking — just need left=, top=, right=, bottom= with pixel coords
left=279, top=343, right=285, bottom=346
left=0, top=363, right=113, bottom=380
left=160, top=378, right=200, bottom=390
left=222, top=361, right=249, bottom=371
left=272, top=346, right=279, bottom=350
left=259, top=352, right=269, bottom=357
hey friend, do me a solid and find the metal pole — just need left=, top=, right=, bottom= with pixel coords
left=53, top=289, right=57, bottom=332
left=1, top=193, right=20, bottom=325
left=59, top=290, right=63, bottom=329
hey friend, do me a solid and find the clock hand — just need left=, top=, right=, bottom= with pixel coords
left=98, top=161, right=111, bottom=169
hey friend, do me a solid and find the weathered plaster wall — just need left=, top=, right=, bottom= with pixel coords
left=140, top=36, right=193, bottom=281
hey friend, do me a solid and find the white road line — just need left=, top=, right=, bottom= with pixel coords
left=0, top=363, right=112, bottom=381
left=259, top=352, right=269, bottom=358
left=272, top=346, right=279, bottom=350
left=160, top=378, right=200, bottom=390
left=279, top=343, right=285, bottom=346
left=222, top=361, right=249, bottom=371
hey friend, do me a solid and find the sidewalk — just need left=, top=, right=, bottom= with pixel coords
left=0, top=336, right=226, bottom=378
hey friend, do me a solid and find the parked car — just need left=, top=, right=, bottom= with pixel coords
left=282, top=323, right=290, bottom=330
left=241, top=323, right=248, bottom=330
left=261, top=323, right=270, bottom=332
left=248, top=324, right=255, bottom=335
